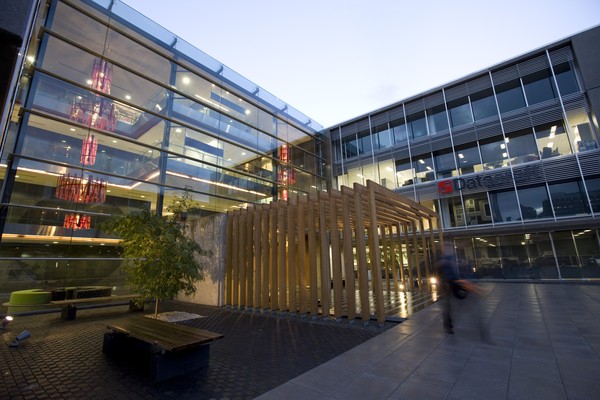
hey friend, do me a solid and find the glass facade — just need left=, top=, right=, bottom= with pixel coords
left=0, top=0, right=325, bottom=300
left=331, top=41, right=600, bottom=280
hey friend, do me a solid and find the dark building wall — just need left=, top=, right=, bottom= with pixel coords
left=572, top=25, right=600, bottom=132
left=0, top=0, right=36, bottom=135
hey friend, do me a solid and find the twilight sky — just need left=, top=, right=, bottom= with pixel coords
left=121, top=0, right=600, bottom=128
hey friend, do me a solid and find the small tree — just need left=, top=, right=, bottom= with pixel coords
left=102, top=205, right=205, bottom=318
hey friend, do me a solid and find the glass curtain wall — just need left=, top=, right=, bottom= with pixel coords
left=0, top=0, right=325, bottom=299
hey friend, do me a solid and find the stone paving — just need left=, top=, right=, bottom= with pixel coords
left=0, top=300, right=395, bottom=400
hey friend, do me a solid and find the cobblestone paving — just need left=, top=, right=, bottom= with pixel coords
left=1, top=301, right=397, bottom=400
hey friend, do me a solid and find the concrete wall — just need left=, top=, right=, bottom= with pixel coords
left=176, top=213, right=227, bottom=306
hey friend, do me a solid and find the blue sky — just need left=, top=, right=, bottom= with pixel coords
left=121, top=0, right=600, bottom=128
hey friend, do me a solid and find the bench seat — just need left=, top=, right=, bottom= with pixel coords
left=51, top=294, right=142, bottom=320
left=103, top=316, right=224, bottom=381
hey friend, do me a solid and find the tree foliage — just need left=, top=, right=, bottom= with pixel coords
left=101, top=208, right=205, bottom=316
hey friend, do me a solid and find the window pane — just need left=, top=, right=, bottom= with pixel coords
left=549, top=180, right=589, bottom=216
left=463, top=193, right=492, bottom=226
left=495, top=80, right=526, bottom=113
left=489, top=189, right=520, bottom=223
left=585, top=176, right=600, bottom=213
left=391, top=118, right=408, bottom=144
left=378, top=160, right=396, bottom=189
left=448, top=97, right=472, bottom=127
left=506, top=130, right=539, bottom=165
left=553, top=231, right=581, bottom=278
left=517, top=185, right=552, bottom=220
left=473, top=236, right=502, bottom=278
left=523, top=69, right=558, bottom=105
left=434, top=150, right=456, bottom=178
left=480, top=137, right=510, bottom=170
left=395, top=159, right=414, bottom=186
left=357, top=130, right=372, bottom=155
left=374, top=124, right=392, bottom=149
left=343, top=135, right=358, bottom=158
left=529, top=232, right=558, bottom=279
left=426, top=104, right=449, bottom=134
left=407, top=112, right=427, bottom=139
left=471, top=89, right=497, bottom=120
left=554, top=62, right=579, bottom=95
left=575, top=229, right=600, bottom=278
left=535, top=121, right=572, bottom=158
left=498, top=234, right=531, bottom=279
left=455, top=144, right=482, bottom=175
left=573, top=121, right=598, bottom=152
left=440, top=195, right=465, bottom=227
left=414, top=155, right=434, bottom=182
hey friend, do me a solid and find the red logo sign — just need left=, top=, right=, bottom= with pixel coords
left=438, top=180, right=453, bottom=194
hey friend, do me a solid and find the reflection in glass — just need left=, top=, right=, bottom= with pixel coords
left=574, top=230, right=600, bottom=278
left=517, top=185, right=552, bottom=220
left=528, top=232, right=558, bottom=279
left=480, top=137, right=510, bottom=170
left=391, top=118, right=408, bottom=144
left=548, top=180, right=589, bottom=216
left=407, top=112, right=427, bottom=139
left=471, top=89, right=497, bottom=120
left=433, top=150, right=456, bottom=178
left=495, top=79, right=526, bottom=113
left=553, top=62, right=580, bottom=95
left=585, top=177, right=600, bottom=213
left=489, top=189, right=520, bottom=223
left=522, top=69, right=557, bottom=105
left=448, top=97, right=472, bottom=127
left=473, top=236, right=501, bottom=278
left=426, top=104, right=449, bottom=134
left=552, top=231, right=581, bottom=278
left=498, top=235, right=531, bottom=279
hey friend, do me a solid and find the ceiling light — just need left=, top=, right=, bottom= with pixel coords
left=70, top=128, right=75, bottom=132
left=458, top=153, right=464, bottom=159
left=86, top=79, right=93, bottom=85
left=418, top=159, right=425, bottom=164
left=125, top=95, right=131, bottom=100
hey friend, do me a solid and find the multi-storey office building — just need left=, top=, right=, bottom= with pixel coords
left=0, top=0, right=326, bottom=300
left=328, top=26, right=600, bottom=281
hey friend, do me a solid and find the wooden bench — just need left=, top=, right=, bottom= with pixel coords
left=102, top=316, right=224, bottom=382
left=51, top=294, right=142, bottom=320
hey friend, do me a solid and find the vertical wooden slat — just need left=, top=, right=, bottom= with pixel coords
left=367, top=181, right=385, bottom=323
left=381, top=225, right=390, bottom=289
left=238, top=210, right=247, bottom=307
left=353, top=183, right=370, bottom=323
left=225, top=212, right=234, bottom=306
left=287, top=196, right=297, bottom=313
left=245, top=210, right=254, bottom=307
left=307, top=195, right=319, bottom=316
left=278, top=203, right=287, bottom=311
left=253, top=207, right=262, bottom=309
left=412, top=221, right=422, bottom=289
left=329, top=192, right=343, bottom=319
left=341, top=187, right=356, bottom=320
left=261, top=205, right=270, bottom=309
left=269, top=205, right=278, bottom=310
left=419, top=219, right=430, bottom=288
left=231, top=210, right=240, bottom=306
left=403, top=222, right=414, bottom=289
left=389, top=224, right=398, bottom=291
left=318, top=192, right=331, bottom=318
left=297, top=197, right=307, bottom=314
left=396, top=223, right=406, bottom=289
